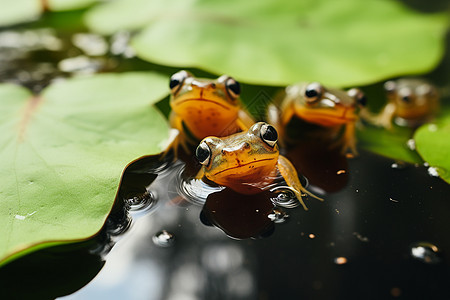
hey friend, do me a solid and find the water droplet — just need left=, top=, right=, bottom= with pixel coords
left=268, top=208, right=289, bottom=223
left=269, top=186, right=300, bottom=208
left=427, top=124, right=438, bottom=132
left=336, top=170, right=346, bottom=175
left=410, top=242, right=442, bottom=264
left=125, top=190, right=156, bottom=212
left=391, top=161, right=407, bottom=170
left=427, top=167, right=440, bottom=177
left=334, top=257, right=347, bottom=265
left=309, top=233, right=316, bottom=239
left=152, top=230, right=175, bottom=247
left=406, top=139, right=416, bottom=151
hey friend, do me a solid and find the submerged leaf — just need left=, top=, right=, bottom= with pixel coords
left=0, top=72, right=169, bottom=266
left=85, top=0, right=448, bottom=86
left=414, top=112, right=450, bottom=183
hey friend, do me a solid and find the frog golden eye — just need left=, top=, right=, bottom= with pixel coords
left=169, top=70, right=190, bottom=95
left=384, top=81, right=396, bottom=94
left=398, top=88, right=413, bottom=103
left=225, top=77, right=241, bottom=99
left=195, top=142, right=211, bottom=166
left=260, top=123, right=278, bottom=147
left=304, top=82, right=323, bottom=103
left=348, top=88, right=367, bottom=107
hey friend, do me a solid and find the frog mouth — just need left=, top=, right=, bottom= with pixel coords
left=175, top=98, right=231, bottom=110
left=212, top=158, right=276, bottom=176
left=298, top=107, right=356, bottom=125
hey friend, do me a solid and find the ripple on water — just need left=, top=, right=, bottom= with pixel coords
left=269, top=186, right=301, bottom=209
left=125, top=190, right=157, bottom=214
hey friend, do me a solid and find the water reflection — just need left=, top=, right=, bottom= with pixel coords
left=284, top=137, right=349, bottom=193
left=201, top=188, right=276, bottom=239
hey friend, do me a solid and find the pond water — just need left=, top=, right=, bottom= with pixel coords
left=0, top=3, right=450, bottom=300
left=60, top=149, right=450, bottom=300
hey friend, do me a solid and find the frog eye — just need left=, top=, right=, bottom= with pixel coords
left=225, top=77, right=241, bottom=99
left=398, top=88, right=413, bottom=103
left=304, top=82, right=323, bottom=104
left=260, top=123, right=278, bottom=147
left=348, top=88, right=367, bottom=107
left=384, top=80, right=397, bottom=94
left=195, top=142, right=211, bottom=166
left=169, top=70, right=191, bottom=94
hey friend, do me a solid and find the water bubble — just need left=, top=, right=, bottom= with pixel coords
left=410, top=242, right=442, bottom=264
left=269, top=186, right=300, bottom=208
left=406, top=139, right=416, bottom=151
left=268, top=208, right=289, bottom=223
left=125, top=190, right=156, bottom=213
left=391, top=161, right=407, bottom=170
left=427, top=167, right=440, bottom=177
left=152, top=230, right=175, bottom=247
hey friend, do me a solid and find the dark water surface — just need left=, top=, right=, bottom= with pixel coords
left=51, top=149, right=450, bottom=300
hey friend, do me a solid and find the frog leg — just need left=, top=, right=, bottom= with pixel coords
left=162, top=114, right=191, bottom=159
left=237, top=109, right=256, bottom=130
left=373, top=103, right=396, bottom=129
left=267, top=103, right=295, bottom=146
left=277, top=155, right=323, bottom=211
left=343, top=122, right=358, bottom=155
left=194, top=168, right=205, bottom=180
left=266, top=104, right=283, bottom=133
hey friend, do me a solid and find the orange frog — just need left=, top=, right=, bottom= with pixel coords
left=268, top=82, right=367, bottom=154
left=374, top=78, right=439, bottom=128
left=167, top=70, right=255, bottom=155
left=195, top=122, right=322, bottom=210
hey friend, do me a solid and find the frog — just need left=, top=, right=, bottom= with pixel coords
left=166, top=70, right=255, bottom=156
left=374, top=78, right=439, bottom=129
left=194, top=122, right=322, bottom=211
left=267, top=82, right=367, bottom=155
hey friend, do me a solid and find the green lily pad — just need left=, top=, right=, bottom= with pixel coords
left=0, top=0, right=42, bottom=27
left=0, top=72, right=169, bottom=266
left=85, top=0, right=448, bottom=86
left=357, top=125, right=422, bottom=164
left=48, top=0, right=98, bottom=11
left=0, top=0, right=98, bottom=27
left=414, top=111, right=450, bottom=183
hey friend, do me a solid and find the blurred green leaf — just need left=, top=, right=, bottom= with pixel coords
left=415, top=111, right=450, bottom=183
left=357, top=125, right=422, bottom=164
left=0, top=72, right=169, bottom=266
left=0, top=0, right=42, bottom=27
left=85, top=0, right=448, bottom=86
left=0, top=0, right=98, bottom=27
